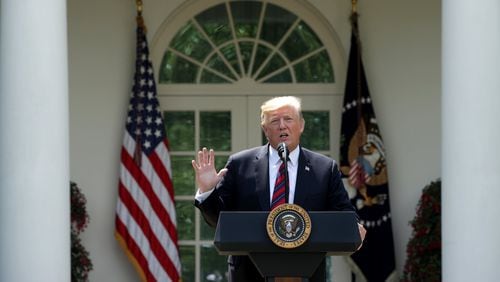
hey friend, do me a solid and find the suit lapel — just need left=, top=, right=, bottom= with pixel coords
left=294, top=148, right=312, bottom=207
left=254, top=145, right=270, bottom=211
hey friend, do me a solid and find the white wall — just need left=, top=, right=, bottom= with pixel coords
left=357, top=0, right=442, bottom=276
left=68, top=0, right=441, bottom=281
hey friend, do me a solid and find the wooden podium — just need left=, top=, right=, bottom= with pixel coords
left=214, top=210, right=361, bottom=281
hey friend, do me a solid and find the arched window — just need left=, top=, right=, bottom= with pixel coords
left=158, top=1, right=334, bottom=84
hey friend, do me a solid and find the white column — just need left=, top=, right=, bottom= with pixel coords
left=0, top=0, right=70, bottom=281
left=442, top=0, right=500, bottom=281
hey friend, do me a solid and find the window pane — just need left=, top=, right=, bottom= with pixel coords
left=176, top=200, right=195, bottom=240
left=206, top=53, right=236, bottom=80
left=263, top=69, right=292, bottom=83
left=200, top=220, right=216, bottom=240
left=231, top=1, right=262, bottom=38
left=238, top=41, right=254, bottom=74
left=220, top=44, right=241, bottom=77
left=215, top=157, right=228, bottom=172
left=260, top=4, right=297, bottom=45
left=200, top=70, right=231, bottom=83
left=170, top=21, right=213, bottom=62
left=251, top=44, right=272, bottom=76
left=159, top=52, right=199, bottom=83
left=294, top=50, right=334, bottom=82
left=280, top=21, right=322, bottom=62
left=301, top=111, right=329, bottom=150
left=171, top=156, right=195, bottom=195
left=200, top=244, right=229, bottom=282
left=200, top=112, right=231, bottom=151
left=164, top=111, right=195, bottom=151
left=257, top=53, right=286, bottom=80
left=180, top=246, right=195, bottom=282
left=195, top=4, right=231, bottom=46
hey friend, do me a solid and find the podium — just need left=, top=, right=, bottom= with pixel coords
left=214, top=210, right=361, bottom=281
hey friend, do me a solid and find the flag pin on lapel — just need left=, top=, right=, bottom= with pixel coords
left=305, top=166, right=310, bottom=171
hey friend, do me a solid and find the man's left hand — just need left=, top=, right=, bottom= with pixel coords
left=357, top=223, right=366, bottom=250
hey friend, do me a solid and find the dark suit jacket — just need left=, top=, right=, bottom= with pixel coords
left=195, top=145, right=356, bottom=281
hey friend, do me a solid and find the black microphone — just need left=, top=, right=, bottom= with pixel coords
left=277, top=142, right=289, bottom=161
left=277, top=142, right=289, bottom=204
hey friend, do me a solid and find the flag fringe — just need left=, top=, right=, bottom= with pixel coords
left=115, top=232, right=148, bottom=282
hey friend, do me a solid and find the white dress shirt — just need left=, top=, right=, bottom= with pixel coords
left=268, top=145, right=299, bottom=204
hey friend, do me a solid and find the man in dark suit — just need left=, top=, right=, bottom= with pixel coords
left=192, top=96, right=366, bottom=281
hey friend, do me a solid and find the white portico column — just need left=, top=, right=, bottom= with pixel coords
left=0, top=0, right=70, bottom=281
left=442, top=0, right=500, bottom=281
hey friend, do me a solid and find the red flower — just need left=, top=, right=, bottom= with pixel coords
left=70, top=182, right=93, bottom=282
left=402, top=180, right=441, bottom=282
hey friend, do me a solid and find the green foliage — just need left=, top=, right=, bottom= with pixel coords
left=403, top=180, right=441, bottom=281
left=71, top=182, right=93, bottom=282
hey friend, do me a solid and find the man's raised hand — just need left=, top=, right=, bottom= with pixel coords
left=191, top=147, right=228, bottom=193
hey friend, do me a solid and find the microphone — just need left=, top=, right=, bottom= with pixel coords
left=277, top=142, right=289, bottom=204
left=277, top=142, right=289, bottom=162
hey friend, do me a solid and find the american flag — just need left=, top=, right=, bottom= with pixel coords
left=115, top=21, right=181, bottom=282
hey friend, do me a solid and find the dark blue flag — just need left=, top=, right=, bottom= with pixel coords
left=340, top=12, right=396, bottom=281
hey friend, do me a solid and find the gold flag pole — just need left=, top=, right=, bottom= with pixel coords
left=135, top=0, right=146, bottom=31
left=350, top=0, right=359, bottom=35
left=136, top=0, right=143, bottom=15
left=351, top=0, right=358, bottom=14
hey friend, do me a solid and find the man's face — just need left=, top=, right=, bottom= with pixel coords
left=262, top=105, right=304, bottom=152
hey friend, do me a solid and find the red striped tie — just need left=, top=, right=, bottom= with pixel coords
left=271, top=161, right=287, bottom=210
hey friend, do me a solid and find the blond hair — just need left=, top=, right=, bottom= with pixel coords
left=260, top=96, right=302, bottom=125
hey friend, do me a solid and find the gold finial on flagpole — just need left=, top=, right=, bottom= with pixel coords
left=350, top=0, right=359, bottom=37
left=136, top=0, right=143, bottom=16
left=135, top=0, right=146, bottom=31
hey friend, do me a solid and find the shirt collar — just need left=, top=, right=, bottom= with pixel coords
left=269, top=144, right=299, bottom=166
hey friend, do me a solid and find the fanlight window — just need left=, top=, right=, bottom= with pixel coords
left=159, top=1, right=334, bottom=83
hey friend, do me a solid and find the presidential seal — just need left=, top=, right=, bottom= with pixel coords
left=266, top=204, right=312, bottom=249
